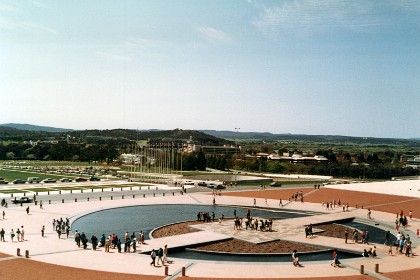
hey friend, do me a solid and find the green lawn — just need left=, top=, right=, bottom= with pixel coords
left=0, top=168, right=69, bottom=181
left=0, top=189, right=27, bottom=194
left=0, top=160, right=104, bottom=167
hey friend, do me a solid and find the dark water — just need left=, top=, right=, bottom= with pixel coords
left=71, top=204, right=365, bottom=262
left=338, top=221, right=396, bottom=243
left=71, top=204, right=309, bottom=241
left=170, top=249, right=360, bottom=262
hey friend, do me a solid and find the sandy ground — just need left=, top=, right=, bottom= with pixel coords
left=223, top=187, right=420, bottom=218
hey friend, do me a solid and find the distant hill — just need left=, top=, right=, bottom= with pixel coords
left=0, top=123, right=72, bottom=133
left=200, top=130, right=420, bottom=145
left=0, top=124, right=230, bottom=145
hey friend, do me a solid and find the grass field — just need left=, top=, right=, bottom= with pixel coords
left=0, top=160, right=105, bottom=167
left=0, top=189, right=26, bottom=194
left=0, top=168, right=78, bottom=182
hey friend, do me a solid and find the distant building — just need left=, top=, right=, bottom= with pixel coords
left=406, top=157, right=420, bottom=169
left=184, top=136, right=238, bottom=155
left=267, top=153, right=328, bottom=164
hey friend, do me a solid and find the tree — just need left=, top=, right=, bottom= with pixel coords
left=6, top=152, right=15, bottom=159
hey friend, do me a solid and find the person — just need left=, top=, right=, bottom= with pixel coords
left=279, top=199, right=283, bottom=207
left=371, top=246, right=377, bottom=257
left=157, top=247, right=164, bottom=265
left=385, top=230, right=390, bottom=245
left=344, top=229, right=349, bottom=244
left=163, top=244, right=168, bottom=264
left=150, top=249, right=157, bottom=266
left=362, top=249, right=369, bottom=257
left=405, top=241, right=412, bottom=257
left=91, top=235, right=98, bottom=250
left=16, top=227, right=21, bottom=242
left=388, top=245, right=393, bottom=255
left=331, top=250, right=342, bottom=267
left=10, top=229, right=15, bottom=242
left=132, top=237, right=137, bottom=252
left=409, top=210, right=413, bottom=220
left=253, top=198, right=256, bottom=207
left=40, top=200, right=43, bottom=209
left=75, top=230, right=80, bottom=247
left=105, top=237, right=111, bottom=252
left=41, top=225, right=45, bottom=237
left=0, top=228, right=5, bottom=242
left=117, top=239, right=122, bottom=253
left=367, top=209, right=372, bottom=219
left=26, top=206, right=30, bottom=215
left=139, top=231, right=145, bottom=244
left=292, top=250, right=301, bottom=267
left=20, top=226, right=25, bottom=241
left=57, top=226, right=62, bottom=239
left=364, top=231, right=370, bottom=245
left=2, top=210, right=4, bottom=219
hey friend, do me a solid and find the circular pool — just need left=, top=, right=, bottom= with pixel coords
left=71, top=204, right=362, bottom=262
left=71, top=204, right=311, bottom=240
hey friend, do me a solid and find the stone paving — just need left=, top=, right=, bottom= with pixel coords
left=0, top=184, right=418, bottom=279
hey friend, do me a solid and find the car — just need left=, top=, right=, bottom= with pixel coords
left=206, top=183, right=217, bottom=188
left=0, top=180, right=9, bottom=185
left=270, top=182, right=283, bottom=187
left=215, top=184, right=226, bottom=189
left=12, top=197, right=33, bottom=204
left=60, top=178, right=73, bottom=182
left=183, top=180, right=194, bottom=185
left=27, top=177, right=40, bottom=183
left=12, top=179, right=26, bottom=184
left=197, top=181, right=207, bottom=186
left=42, top=178, right=56, bottom=183
left=89, top=177, right=100, bottom=181
left=75, top=177, right=88, bottom=182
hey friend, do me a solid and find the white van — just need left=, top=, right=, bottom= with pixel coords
left=27, top=177, right=40, bottom=183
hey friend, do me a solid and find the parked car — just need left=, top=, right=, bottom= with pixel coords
left=0, top=180, right=9, bottom=185
left=75, top=177, right=88, bottom=182
left=12, top=179, right=26, bottom=184
left=270, top=182, right=283, bottom=187
left=215, top=184, right=226, bottom=189
left=183, top=180, right=194, bottom=185
left=27, top=177, right=40, bottom=183
left=60, top=178, right=72, bottom=182
left=206, top=183, right=217, bottom=188
left=197, top=181, right=207, bottom=186
left=89, top=177, right=100, bottom=181
left=42, top=178, right=56, bottom=183
left=12, top=197, right=33, bottom=204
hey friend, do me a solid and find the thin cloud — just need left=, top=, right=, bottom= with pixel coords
left=0, top=17, right=58, bottom=34
left=123, top=37, right=160, bottom=48
left=196, top=27, right=233, bottom=44
left=96, top=51, right=131, bottom=61
left=253, top=0, right=384, bottom=37
left=0, top=1, right=57, bottom=35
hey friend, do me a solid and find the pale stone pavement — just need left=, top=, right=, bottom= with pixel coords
left=0, top=187, right=418, bottom=279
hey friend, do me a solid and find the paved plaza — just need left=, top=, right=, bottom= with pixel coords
left=0, top=180, right=419, bottom=280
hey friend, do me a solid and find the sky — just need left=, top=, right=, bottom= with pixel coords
left=1, top=0, right=419, bottom=139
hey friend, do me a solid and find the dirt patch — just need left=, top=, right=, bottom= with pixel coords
left=315, top=224, right=353, bottom=239
left=152, top=221, right=349, bottom=253
left=152, top=221, right=202, bottom=238
left=194, top=238, right=322, bottom=254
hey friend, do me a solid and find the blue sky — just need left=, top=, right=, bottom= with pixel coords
left=1, top=0, right=419, bottom=138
